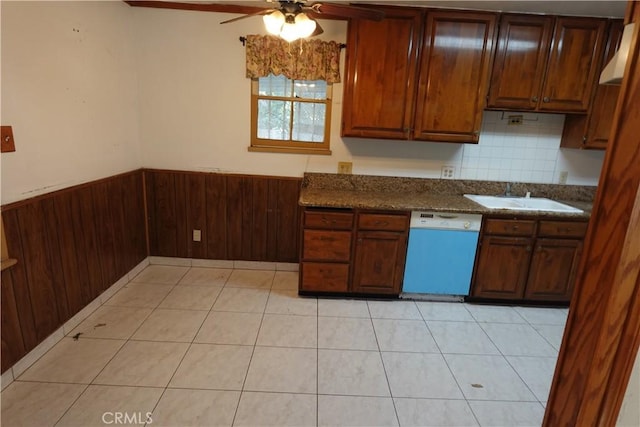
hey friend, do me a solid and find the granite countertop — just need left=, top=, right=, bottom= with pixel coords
left=299, top=173, right=594, bottom=219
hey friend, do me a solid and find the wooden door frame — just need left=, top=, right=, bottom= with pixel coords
left=544, top=2, right=640, bottom=425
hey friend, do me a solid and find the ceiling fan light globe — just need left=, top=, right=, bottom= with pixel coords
left=295, top=13, right=317, bottom=38
left=280, top=22, right=301, bottom=42
left=263, top=10, right=285, bottom=35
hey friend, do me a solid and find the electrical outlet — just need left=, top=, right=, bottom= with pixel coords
left=193, top=229, right=201, bottom=242
left=441, top=165, right=455, bottom=179
left=508, top=115, right=523, bottom=125
left=559, top=171, right=569, bottom=184
left=337, top=161, right=353, bottom=174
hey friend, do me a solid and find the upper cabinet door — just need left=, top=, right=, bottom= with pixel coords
left=341, top=7, right=423, bottom=140
left=584, top=20, right=623, bottom=146
left=540, top=17, right=607, bottom=112
left=413, top=11, right=497, bottom=143
left=488, top=14, right=553, bottom=110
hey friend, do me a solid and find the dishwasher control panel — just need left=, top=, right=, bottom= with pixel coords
left=410, top=211, right=482, bottom=231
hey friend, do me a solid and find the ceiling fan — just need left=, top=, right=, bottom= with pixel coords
left=125, top=1, right=385, bottom=42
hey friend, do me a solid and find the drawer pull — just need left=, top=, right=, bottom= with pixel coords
left=511, top=226, right=519, bottom=230
left=374, top=221, right=389, bottom=226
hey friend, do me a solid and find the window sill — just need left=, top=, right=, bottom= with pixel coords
left=248, top=146, right=332, bottom=155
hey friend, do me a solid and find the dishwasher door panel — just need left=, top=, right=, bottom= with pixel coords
left=403, top=228, right=480, bottom=295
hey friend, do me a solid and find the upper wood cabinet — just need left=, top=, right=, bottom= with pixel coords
left=488, top=14, right=553, bottom=109
left=488, top=14, right=607, bottom=113
left=413, top=11, right=497, bottom=143
left=561, top=20, right=624, bottom=150
left=342, top=7, right=497, bottom=143
left=341, top=7, right=423, bottom=140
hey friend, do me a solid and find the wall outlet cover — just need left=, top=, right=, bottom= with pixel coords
left=337, top=161, right=353, bottom=174
left=559, top=171, right=569, bottom=184
left=441, top=165, right=455, bottom=179
left=193, top=229, right=202, bottom=242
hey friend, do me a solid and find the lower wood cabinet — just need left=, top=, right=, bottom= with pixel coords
left=473, top=235, right=532, bottom=299
left=352, top=231, right=407, bottom=295
left=525, top=238, right=583, bottom=301
left=471, top=217, right=587, bottom=303
left=299, top=208, right=409, bottom=296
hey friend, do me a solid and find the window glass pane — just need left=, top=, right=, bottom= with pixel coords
left=294, top=80, right=327, bottom=100
left=257, top=99, right=291, bottom=140
left=258, top=74, right=292, bottom=97
left=292, top=102, right=326, bottom=142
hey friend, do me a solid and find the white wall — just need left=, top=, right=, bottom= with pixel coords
left=133, top=7, right=605, bottom=186
left=0, top=1, right=141, bottom=204
left=618, top=351, right=640, bottom=427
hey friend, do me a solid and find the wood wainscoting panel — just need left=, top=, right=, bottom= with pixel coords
left=205, top=174, right=228, bottom=259
left=0, top=170, right=147, bottom=373
left=145, top=170, right=302, bottom=263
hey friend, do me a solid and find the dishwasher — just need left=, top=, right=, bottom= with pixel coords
left=402, top=211, right=482, bottom=298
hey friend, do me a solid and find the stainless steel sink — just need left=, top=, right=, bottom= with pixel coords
left=464, top=194, right=584, bottom=213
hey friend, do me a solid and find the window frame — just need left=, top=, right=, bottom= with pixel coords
left=249, top=77, right=332, bottom=155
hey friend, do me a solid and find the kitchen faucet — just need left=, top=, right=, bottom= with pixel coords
left=504, top=182, right=512, bottom=197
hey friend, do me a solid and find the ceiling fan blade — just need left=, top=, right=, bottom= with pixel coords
left=312, top=20, right=324, bottom=37
left=309, top=3, right=385, bottom=21
left=220, top=9, right=273, bottom=24
left=125, top=1, right=267, bottom=15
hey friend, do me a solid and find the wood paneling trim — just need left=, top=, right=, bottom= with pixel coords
left=1, top=170, right=144, bottom=211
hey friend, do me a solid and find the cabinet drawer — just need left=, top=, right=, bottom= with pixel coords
left=300, top=262, right=349, bottom=292
left=358, top=213, right=408, bottom=231
left=538, top=221, right=588, bottom=238
left=303, top=230, right=352, bottom=261
left=304, top=211, right=354, bottom=230
left=484, top=219, right=536, bottom=236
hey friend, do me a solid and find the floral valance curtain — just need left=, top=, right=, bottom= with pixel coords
left=245, top=34, right=341, bottom=83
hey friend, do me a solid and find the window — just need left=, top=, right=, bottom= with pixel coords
left=250, top=73, right=332, bottom=155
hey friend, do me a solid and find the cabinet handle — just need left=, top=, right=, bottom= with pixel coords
left=473, top=130, right=480, bottom=135
left=531, top=96, right=538, bottom=103
left=511, top=225, right=519, bottom=231
left=543, top=97, right=550, bottom=103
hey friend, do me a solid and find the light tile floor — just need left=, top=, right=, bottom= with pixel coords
left=1, top=265, right=568, bottom=427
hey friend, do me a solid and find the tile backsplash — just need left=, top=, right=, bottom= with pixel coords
left=337, top=110, right=605, bottom=186
left=459, top=111, right=605, bottom=185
